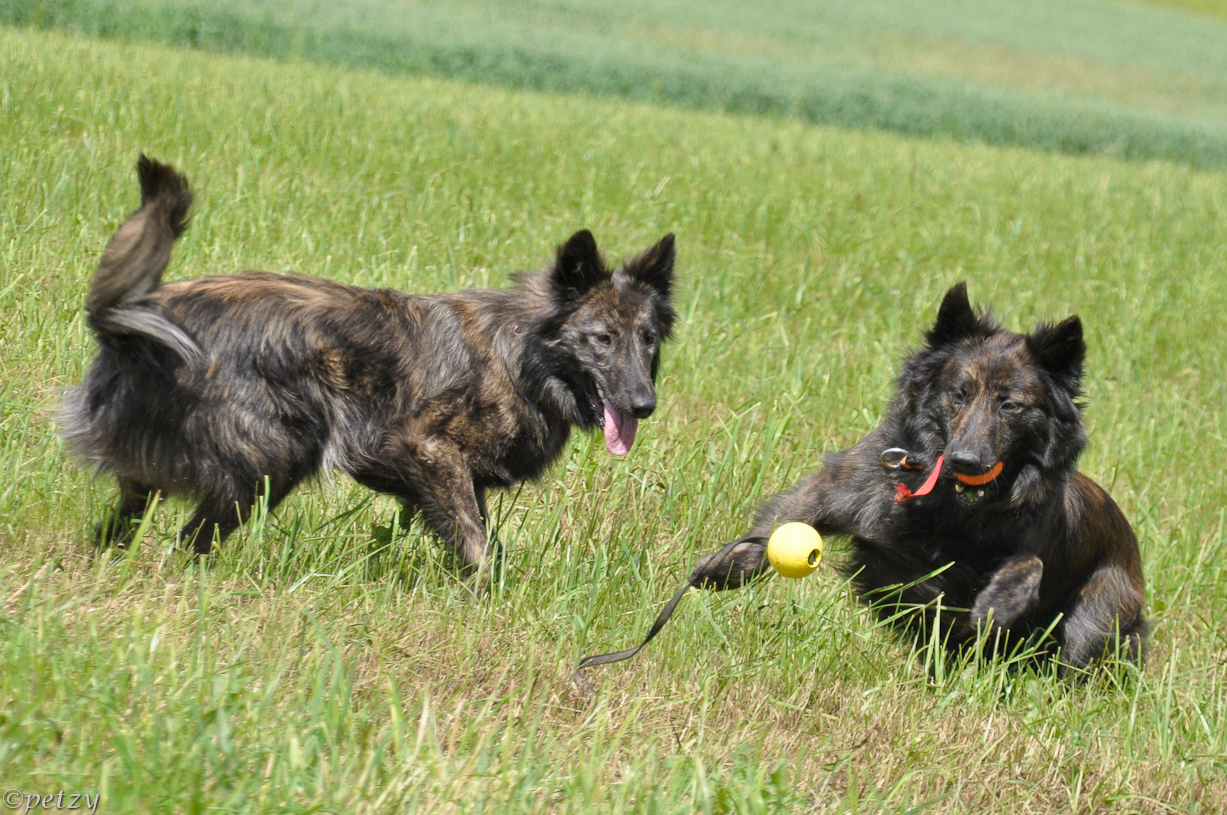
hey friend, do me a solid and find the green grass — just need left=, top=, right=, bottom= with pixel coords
left=1138, top=0, right=1227, bottom=20
left=7, top=0, right=1227, bottom=169
left=3, top=23, right=1227, bottom=813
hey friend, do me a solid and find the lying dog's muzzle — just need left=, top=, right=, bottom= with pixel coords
left=883, top=447, right=1005, bottom=504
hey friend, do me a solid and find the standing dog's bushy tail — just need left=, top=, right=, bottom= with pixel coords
left=86, top=155, right=199, bottom=359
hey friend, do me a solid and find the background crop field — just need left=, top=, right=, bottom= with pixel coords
left=2, top=15, right=1226, bottom=815
left=1145, top=0, right=1227, bottom=19
left=8, top=0, right=1227, bottom=168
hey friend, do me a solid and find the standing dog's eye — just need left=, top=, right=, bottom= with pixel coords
left=1001, top=400, right=1023, bottom=414
left=642, top=329, right=656, bottom=346
left=596, top=333, right=612, bottom=346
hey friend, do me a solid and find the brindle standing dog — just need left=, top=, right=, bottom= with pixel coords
left=61, top=157, right=676, bottom=581
left=689, top=284, right=1146, bottom=673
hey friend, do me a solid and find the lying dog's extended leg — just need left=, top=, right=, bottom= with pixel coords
left=579, top=446, right=865, bottom=674
left=689, top=536, right=769, bottom=590
left=970, top=555, right=1043, bottom=632
left=690, top=459, right=860, bottom=590
left=1057, top=564, right=1147, bottom=674
left=592, top=457, right=854, bottom=675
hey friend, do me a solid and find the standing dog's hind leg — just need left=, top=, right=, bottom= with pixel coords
left=180, top=477, right=296, bottom=556
left=181, top=493, right=249, bottom=556
left=95, top=479, right=159, bottom=549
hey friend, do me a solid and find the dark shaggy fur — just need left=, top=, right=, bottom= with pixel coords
left=689, top=284, right=1146, bottom=674
left=61, top=157, right=676, bottom=581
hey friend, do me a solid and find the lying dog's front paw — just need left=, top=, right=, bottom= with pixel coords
left=689, top=537, right=768, bottom=590
left=971, top=555, right=1044, bottom=631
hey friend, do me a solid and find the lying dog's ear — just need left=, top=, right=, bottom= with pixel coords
left=1027, top=315, right=1085, bottom=395
left=926, top=282, right=994, bottom=347
left=548, top=230, right=608, bottom=300
left=624, top=233, right=675, bottom=300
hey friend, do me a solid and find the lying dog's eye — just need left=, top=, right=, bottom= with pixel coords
left=642, top=329, right=656, bottom=346
left=596, top=333, right=612, bottom=346
left=1001, top=400, right=1023, bottom=414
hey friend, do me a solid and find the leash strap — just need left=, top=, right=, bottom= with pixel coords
left=893, top=453, right=945, bottom=503
left=576, top=580, right=694, bottom=670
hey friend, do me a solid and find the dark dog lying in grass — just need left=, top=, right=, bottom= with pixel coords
left=688, top=284, right=1146, bottom=674
left=61, top=157, right=676, bottom=583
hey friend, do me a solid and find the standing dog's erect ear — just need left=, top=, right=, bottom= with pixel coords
left=1027, top=316, right=1085, bottom=395
left=624, top=233, right=676, bottom=300
left=926, top=282, right=994, bottom=347
left=549, top=230, right=608, bottom=301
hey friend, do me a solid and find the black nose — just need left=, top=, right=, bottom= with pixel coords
left=630, top=394, right=656, bottom=419
left=948, top=450, right=982, bottom=472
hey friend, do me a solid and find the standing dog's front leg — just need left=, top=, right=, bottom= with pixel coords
left=355, top=432, right=492, bottom=584
left=417, top=467, right=493, bottom=583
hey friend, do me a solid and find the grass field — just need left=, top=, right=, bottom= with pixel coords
left=1144, top=0, right=1227, bottom=20
left=7, top=0, right=1227, bottom=169
left=2, top=19, right=1227, bottom=815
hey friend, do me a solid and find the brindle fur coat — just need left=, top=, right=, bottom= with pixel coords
left=690, top=284, right=1146, bottom=674
left=62, top=157, right=676, bottom=581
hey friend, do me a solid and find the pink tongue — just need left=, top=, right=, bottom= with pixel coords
left=603, top=400, right=639, bottom=456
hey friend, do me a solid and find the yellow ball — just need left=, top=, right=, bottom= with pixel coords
left=767, top=523, right=823, bottom=579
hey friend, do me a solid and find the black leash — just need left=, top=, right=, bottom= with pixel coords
left=573, top=537, right=769, bottom=692
left=576, top=580, right=694, bottom=672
